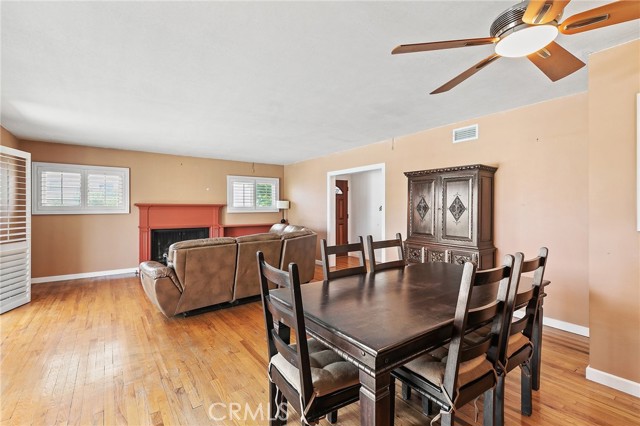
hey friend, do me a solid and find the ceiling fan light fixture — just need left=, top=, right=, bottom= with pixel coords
left=494, top=24, right=559, bottom=57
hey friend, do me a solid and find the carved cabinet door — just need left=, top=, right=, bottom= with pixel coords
left=409, top=177, right=437, bottom=241
left=440, top=173, right=475, bottom=245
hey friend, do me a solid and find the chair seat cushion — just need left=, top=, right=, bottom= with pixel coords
left=507, top=333, right=532, bottom=358
left=270, top=339, right=360, bottom=397
left=403, top=350, right=493, bottom=389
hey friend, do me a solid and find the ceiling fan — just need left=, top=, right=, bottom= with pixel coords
left=392, top=0, right=640, bottom=94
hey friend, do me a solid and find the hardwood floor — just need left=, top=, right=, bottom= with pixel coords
left=1, top=267, right=639, bottom=425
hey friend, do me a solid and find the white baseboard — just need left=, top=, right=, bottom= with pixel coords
left=513, top=310, right=590, bottom=337
left=32, top=267, right=138, bottom=284
left=586, top=366, right=640, bottom=397
left=315, top=259, right=323, bottom=266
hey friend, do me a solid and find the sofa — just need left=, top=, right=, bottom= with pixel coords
left=138, top=224, right=317, bottom=317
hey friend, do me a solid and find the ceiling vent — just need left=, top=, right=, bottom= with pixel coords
left=452, top=124, right=478, bottom=143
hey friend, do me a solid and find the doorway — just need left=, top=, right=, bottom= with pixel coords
left=326, top=163, right=385, bottom=267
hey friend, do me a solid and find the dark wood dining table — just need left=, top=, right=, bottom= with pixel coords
left=269, top=261, right=549, bottom=426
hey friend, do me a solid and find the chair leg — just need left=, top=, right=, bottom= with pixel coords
left=532, top=307, right=543, bottom=391
left=483, top=388, right=495, bottom=426
left=269, top=382, right=287, bottom=426
left=401, top=383, right=411, bottom=400
left=521, top=363, right=533, bottom=416
left=440, top=410, right=454, bottom=426
left=493, top=374, right=505, bottom=426
left=389, top=376, right=396, bottom=426
left=326, top=411, right=337, bottom=424
left=421, top=397, right=432, bottom=416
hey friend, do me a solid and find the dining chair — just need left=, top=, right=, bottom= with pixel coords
left=256, top=251, right=361, bottom=425
left=391, top=254, right=519, bottom=426
left=492, top=247, right=548, bottom=426
left=320, top=237, right=367, bottom=281
left=366, top=233, right=405, bottom=272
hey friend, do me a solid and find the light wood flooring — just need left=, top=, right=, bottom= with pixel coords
left=1, top=266, right=639, bottom=426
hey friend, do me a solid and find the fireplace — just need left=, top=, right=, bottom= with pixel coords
left=151, top=227, right=209, bottom=264
left=135, top=203, right=225, bottom=263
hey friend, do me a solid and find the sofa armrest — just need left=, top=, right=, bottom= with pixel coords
left=139, top=261, right=183, bottom=292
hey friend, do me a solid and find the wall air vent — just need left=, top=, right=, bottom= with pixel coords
left=452, top=124, right=479, bottom=143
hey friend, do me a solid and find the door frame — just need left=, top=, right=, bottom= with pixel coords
left=326, top=163, right=385, bottom=266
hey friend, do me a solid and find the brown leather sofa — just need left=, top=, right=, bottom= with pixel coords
left=139, top=224, right=317, bottom=317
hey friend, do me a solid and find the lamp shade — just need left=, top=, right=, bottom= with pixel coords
left=276, top=200, right=290, bottom=210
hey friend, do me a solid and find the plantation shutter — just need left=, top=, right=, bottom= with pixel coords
left=232, top=180, right=255, bottom=208
left=0, top=146, right=31, bottom=314
left=39, top=170, right=81, bottom=207
left=87, top=172, right=125, bottom=208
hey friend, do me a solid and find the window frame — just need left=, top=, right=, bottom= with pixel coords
left=32, top=162, right=130, bottom=215
left=226, top=175, right=279, bottom=213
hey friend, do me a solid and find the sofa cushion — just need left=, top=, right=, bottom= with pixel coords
left=236, top=233, right=281, bottom=243
left=269, top=223, right=288, bottom=235
left=283, top=224, right=306, bottom=233
left=169, top=237, right=236, bottom=250
left=167, top=237, right=236, bottom=264
left=282, top=229, right=313, bottom=239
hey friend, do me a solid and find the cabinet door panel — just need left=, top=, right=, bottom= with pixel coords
left=441, top=175, right=474, bottom=243
left=409, top=178, right=436, bottom=240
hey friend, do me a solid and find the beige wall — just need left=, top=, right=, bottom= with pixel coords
left=1, top=126, right=20, bottom=149
left=286, top=92, right=590, bottom=327
left=588, top=40, right=640, bottom=383
left=18, top=140, right=284, bottom=278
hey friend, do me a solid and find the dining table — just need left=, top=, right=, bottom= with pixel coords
left=269, top=261, right=549, bottom=426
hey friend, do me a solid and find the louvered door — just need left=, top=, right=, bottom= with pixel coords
left=0, top=146, right=31, bottom=314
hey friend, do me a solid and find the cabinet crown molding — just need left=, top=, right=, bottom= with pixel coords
left=404, top=164, right=498, bottom=177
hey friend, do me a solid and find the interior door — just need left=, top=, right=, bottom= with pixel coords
left=335, top=179, right=348, bottom=255
left=0, top=146, right=31, bottom=314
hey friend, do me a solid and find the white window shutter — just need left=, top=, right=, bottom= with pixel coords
left=0, top=146, right=31, bottom=314
left=87, top=172, right=125, bottom=208
left=40, top=170, right=81, bottom=207
left=232, top=181, right=255, bottom=208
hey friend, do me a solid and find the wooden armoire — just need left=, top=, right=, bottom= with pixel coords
left=404, top=164, right=497, bottom=269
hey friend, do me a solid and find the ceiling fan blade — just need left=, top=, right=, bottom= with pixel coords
left=392, top=37, right=499, bottom=54
left=523, top=1, right=571, bottom=24
left=527, top=41, right=585, bottom=81
left=430, top=54, right=500, bottom=94
left=559, top=0, right=640, bottom=35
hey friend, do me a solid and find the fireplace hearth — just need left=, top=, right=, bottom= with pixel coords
left=151, top=227, right=209, bottom=264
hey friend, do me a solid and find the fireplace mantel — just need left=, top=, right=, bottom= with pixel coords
left=135, top=203, right=225, bottom=263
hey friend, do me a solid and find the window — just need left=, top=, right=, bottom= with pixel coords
left=32, top=162, right=129, bottom=214
left=226, top=175, right=279, bottom=213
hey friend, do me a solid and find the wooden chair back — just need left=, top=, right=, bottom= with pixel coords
left=320, top=237, right=367, bottom=281
left=366, top=233, right=405, bottom=272
left=500, top=247, right=549, bottom=362
left=443, top=254, right=518, bottom=405
left=257, top=251, right=314, bottom=404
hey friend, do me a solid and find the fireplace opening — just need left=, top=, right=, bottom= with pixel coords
left=151, top=227, right=209, bottom=264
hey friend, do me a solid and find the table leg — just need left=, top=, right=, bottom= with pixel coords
left=359, top=370, right=392, bottom=426
left=532, top=305, right=543, bottom=391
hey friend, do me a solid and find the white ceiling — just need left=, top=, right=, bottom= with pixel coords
left=1, top=1, right=638, bottom=165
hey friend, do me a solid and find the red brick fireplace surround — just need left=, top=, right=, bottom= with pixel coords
left=135, top=203, right=271, bottom=263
